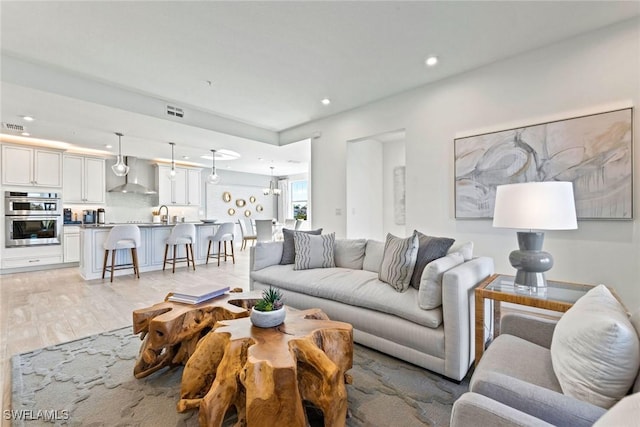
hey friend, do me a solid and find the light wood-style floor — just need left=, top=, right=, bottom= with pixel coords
left=0, top=245, right=252, bottom=426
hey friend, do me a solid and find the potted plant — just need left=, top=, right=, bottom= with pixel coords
left=250, top=286, right=286, bottom=328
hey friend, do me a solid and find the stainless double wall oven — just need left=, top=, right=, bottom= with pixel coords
left=5, top=191, right=62, bottom=247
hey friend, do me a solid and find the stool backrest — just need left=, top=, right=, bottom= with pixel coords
left=284, top=218, right=296, bottom=228
left=104, top=225, right=141, bottom=249
left=255, top=219, right=274, bottom=242
left=238, top=217, right=255, bottom=237
left=212, top=222, right=235, bottom=241
left=168, top=223, right=196, bottom=244
left=295, top=219, right=303, bottom=230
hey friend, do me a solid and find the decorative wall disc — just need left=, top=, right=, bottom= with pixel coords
left=223, top=192, right=232, bottom=203
left=256, top=204, right=264, bottom=212
left=244, top=210, right=252, bottom=217
left=236, top=199, right=246, bottom=207
left=227, top=208, right=236, bottom=216
left=249, top=196, right=256, bottom=203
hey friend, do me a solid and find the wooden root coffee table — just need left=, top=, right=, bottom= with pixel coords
left=132, top=291, right=256, bottom=379
left=177, top=308, right=353, bottom=427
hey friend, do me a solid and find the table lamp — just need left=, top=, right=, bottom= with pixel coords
left=492, top=182, right=577, bottom=290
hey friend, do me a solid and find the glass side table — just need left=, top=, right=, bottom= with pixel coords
left=474, top=274, right=595, bottom=367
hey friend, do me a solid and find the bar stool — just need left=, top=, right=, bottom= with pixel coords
left=206, top=222, right=235, bottom=266
left=102, top=225, right=141, bottom=283
left=163, top=223, right=196, bottom=273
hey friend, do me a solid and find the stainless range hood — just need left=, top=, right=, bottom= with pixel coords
left=108, top=157, right=157, bottom=194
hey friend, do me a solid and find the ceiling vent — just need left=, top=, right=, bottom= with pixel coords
left=1, top=122, right=25, bottom=133
left=166, top=105, right=184, bottom=118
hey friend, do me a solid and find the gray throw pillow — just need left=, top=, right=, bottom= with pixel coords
left=409, top=230, right=455, bottom=289
left=378, top=232, right=419, bottom=292
left=280, top=228, right=323, bottom=265
left=334, top=239, right=367, bottom=269
left=294, top=232, right=336, bottom=270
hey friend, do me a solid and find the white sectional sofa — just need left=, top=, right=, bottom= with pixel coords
left=250, top=238, right=494, bottom=381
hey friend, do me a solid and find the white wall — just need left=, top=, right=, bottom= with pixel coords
left=346, top=139, right=383, bottom=239
left=281, top=18, right=640, bottom=308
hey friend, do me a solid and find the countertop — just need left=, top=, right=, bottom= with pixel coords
left=80, top=221, right=219, bottom=229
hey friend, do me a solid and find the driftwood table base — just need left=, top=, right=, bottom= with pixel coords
left=132, top=291, right=258, bottom=378
left=177, top=308, right=353, bottom=427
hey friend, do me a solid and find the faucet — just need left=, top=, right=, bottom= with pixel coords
left=159, top=205, right=169, bottom=223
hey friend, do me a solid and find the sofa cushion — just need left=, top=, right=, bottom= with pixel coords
left=629, top=307, right=640, bottom=393
left=550, top=285, right=640, bottom=409
left=334, top=238, right=367, bottom=269
left=294, top=232, right=335, bottom=270
left=448, top=241, right=473, bottom=261
left=409, top=231, right=455, bottom=289
left=418, top=252, right=464, bottom=309
left=252, top=241, right=284, bottom=271
left=251, top=265, right=442, bottom=328
left=362, top=240, right=384, bottom=273
left=378, top=233, right=419, bottom=292
left=280, top=228, right=322, bottom=265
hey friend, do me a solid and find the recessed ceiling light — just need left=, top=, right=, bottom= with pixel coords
left=321, top=98, right=331, bottom=106
left=105, top=144, right=113, bottom=149
left=425, top=56, right=439, bottom=67
left=21, top=132, right=30, bottom=136
left=22, top=115, right=35, bottom=122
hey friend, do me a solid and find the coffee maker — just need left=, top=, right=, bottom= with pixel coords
left=63, top=208, right=72, bottom=223
left=83, top=210, right=96, bottom=224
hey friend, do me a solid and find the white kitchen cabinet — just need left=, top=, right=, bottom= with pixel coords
left=63, top=154, right=105, bottom=203
left=1, top=245, right=63, bottom=269
left=63, top=225, right=81, bottom=263
left=2, top=144, right=62, bottom=188
left=155, top=164, right=200, bottom=206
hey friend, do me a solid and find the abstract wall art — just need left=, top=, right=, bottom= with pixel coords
left=393, top=166, right=406, bottom=225
left=454, top=108, right=633, bottom=219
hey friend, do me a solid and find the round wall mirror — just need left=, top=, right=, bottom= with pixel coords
left=227, top=208, right=236, bottom=216
left=236, top=199, right=246, bottom=207
left=244, top=210, right=252, bottom=217
left=223, top=192, right=232, bottom=203
left=256, top=204, right=264, bottom=212
left=249, top=196, right=256, bottom=203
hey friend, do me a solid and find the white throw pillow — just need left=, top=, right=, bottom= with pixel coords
left=447, top=241, right=473, bottom=261
left=550, top=285, right=640, bottom=409
left=418, top=252, right=464, bottom=310
left=293, top=232, right=336, bottom=270
left=378, top=233, right=419, bottom=292
left=334, top=239, right=367, bottom=269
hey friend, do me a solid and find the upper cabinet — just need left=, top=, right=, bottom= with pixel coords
left=63, top=154, right=105, bottom=204
left=2, top=144, right=63, bottom=188
left=156, top=164, right=201, bottom=206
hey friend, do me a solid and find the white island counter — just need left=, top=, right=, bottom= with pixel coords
left=79, top=222, right=220, bottom=280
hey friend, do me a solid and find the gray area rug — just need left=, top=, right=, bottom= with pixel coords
left=11, top=327, right=470, bottom=426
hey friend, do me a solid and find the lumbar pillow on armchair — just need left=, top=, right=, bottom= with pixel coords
left=550, top=285, right=640, bottom=409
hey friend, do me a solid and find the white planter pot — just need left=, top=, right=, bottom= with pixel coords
left=250, top=307, right=286, bottom=328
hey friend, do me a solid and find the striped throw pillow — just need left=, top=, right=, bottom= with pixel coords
left=294, top=232, right=336, bottom=270
left=378, top=232, right=419, bottom=292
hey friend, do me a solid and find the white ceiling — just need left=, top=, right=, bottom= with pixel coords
left=1, top=1, right=638, bottom=175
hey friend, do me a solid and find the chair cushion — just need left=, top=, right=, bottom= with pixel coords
left=293, top=232, right=336, bottom=270
left=550, top=285, right=640, bottom=409
left=409, top=231, right=455, bottom=289
left=279, top=228, right=322, bottom=265
left=378, top=232, right=419, bottom=292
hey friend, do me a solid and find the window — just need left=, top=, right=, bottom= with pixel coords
left=290, top=180, right=308, bottom=220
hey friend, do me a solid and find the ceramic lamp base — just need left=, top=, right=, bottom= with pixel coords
left=509, top=231, right=553, bottom=290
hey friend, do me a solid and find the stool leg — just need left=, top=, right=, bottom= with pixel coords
left=190, top=244, right=196, bottom=270
left=172, top=245, right=177, bottom=273
left=132, top=248, right=140, bottom=279
left=102, top=249, right=109, bottom=279
left=110, top=249, right=116, bottom=283
left=231, top=240, right=235, bottom=264
left=206, top=240, right=212, bottom=265
left=163, top=244, right=169, bottom=271
left=218, top=241, right=222, bottom=266
left=184, top=244, right=190, bottom=268
left=224, top=241, right=228, bottom=261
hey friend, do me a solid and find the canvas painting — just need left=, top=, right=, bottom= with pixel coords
left=454, top=108, right=633, bottom=219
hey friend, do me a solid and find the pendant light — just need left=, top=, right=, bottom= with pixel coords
left=111, top=132, right=130, bottom=177
left=206, top=149, right=221, bottom=185
left=168, top=142, right=176, bottom=181
left=263, top=166, right=281, bottom=196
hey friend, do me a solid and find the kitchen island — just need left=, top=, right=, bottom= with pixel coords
left=79, top=222, right=221, bottom=280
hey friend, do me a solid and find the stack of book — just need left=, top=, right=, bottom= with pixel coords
left=165, top=285, right=230, bottom=305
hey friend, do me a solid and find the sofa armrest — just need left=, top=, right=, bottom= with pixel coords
left=500, top=313, right=557, bottom=349
left=442, top=256, right=494, bottom=380
left=471, top=372, right=606, bottom=427
left=451, top=392, right=554, bottom=427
